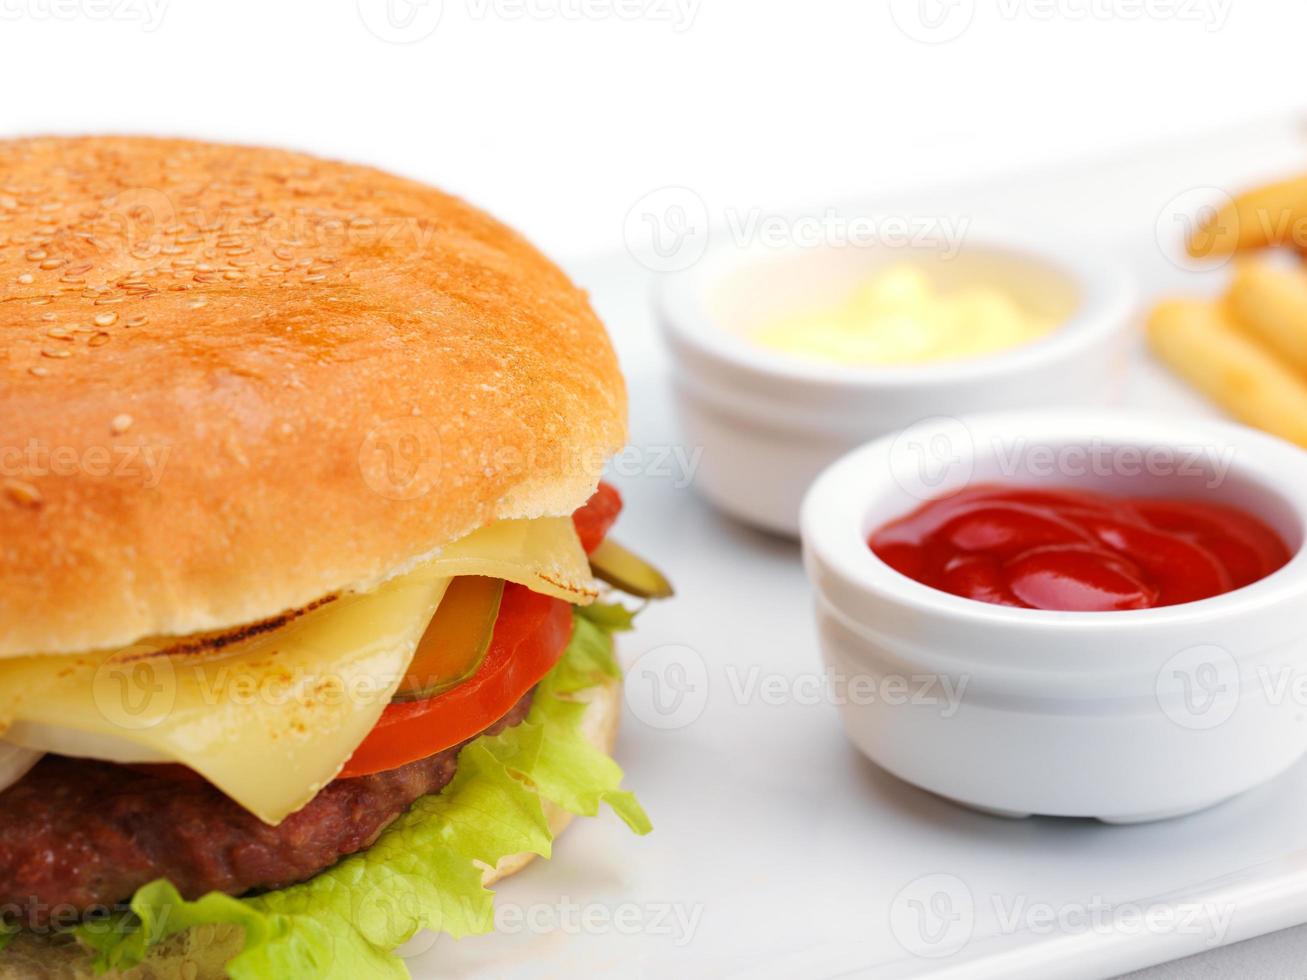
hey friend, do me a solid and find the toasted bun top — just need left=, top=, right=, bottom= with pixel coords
left=0, top=136, right=625, bottom=657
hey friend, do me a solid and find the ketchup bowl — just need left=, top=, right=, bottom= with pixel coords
left=800, top=410, right=1307, bottom=822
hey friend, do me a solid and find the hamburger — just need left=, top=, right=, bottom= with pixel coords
left=0, top=136, right=671, bottom=978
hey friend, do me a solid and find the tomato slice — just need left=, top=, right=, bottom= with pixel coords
left=336, top=584, right=572, bottom=779
left=574, top=482, right=622, bottom=554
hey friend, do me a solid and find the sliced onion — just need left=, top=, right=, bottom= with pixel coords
left=0, top=741, right=42, bottom=794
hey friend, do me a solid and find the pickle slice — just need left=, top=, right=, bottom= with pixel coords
left=393, top=576, right=505, bottom=702
left=588, top=538, right=675, bottom=599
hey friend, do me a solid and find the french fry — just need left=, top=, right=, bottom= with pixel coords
left=1147, top=298, right=1307, bottom=447
left=1187, top=175, right=1307, bottom=260
left=1227, top=260, right=1307, bottom=375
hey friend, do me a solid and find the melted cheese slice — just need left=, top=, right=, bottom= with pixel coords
left=0, top=517, right=595, bottom=824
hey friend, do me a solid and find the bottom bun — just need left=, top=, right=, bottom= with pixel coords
left=0, top=679, right=624, bottom=980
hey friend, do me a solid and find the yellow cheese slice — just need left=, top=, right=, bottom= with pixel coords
left=0, top=516, right=595, bottom=824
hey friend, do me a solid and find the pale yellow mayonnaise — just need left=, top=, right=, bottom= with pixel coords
left=750, top=264, right=1057, bottom=365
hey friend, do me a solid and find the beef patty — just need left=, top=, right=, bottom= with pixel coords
left=0, top=691, right=535, bottom=928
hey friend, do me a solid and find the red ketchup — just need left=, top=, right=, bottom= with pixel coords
left=869, top=485, right=1290, bottom=612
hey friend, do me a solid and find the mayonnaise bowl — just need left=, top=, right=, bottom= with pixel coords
left=656, top=233, right=1135, bottom=536
left=800, top=410, right=1307, bottom=823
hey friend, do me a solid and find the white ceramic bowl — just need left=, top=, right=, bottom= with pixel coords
left=657, top=235, right=1134, bottom=536
left=801, top=411, right=1307, bottom=823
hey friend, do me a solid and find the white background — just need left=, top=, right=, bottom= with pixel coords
left=5, top=3, right=1307, bottom=978
left=0, top=0, right=1305, bottom=262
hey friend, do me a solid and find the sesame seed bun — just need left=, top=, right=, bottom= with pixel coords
left=0, top=136, right=626, bottom=658
left=0, top=679, right=623, bottom=979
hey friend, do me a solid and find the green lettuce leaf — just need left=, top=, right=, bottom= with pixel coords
left=574, top=600, right=639, bottom=633
left=73, top=612, right=648, bottom=979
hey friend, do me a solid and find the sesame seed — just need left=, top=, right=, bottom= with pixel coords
left=93, top=312, right=117, bottom=327
left=88, top=332, right=111, bottom=347
left=16, top=273, right=33, bottom=285
left=110, top=413, right=133, bottom=434
left=2, top=479, right=41, bottom=509
left=27, top=366, right=49, bottom=377
left=40, top=348, right=71, bottom=359
left=126, top=315, right=148, bottom=327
